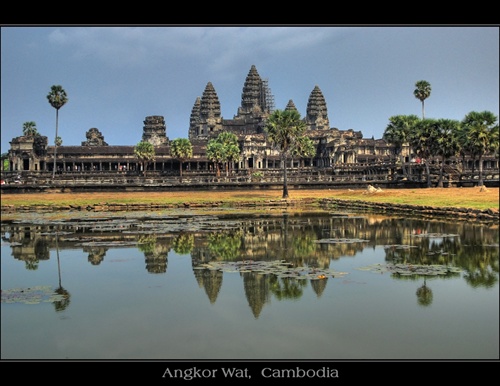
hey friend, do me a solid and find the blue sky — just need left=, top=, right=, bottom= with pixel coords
left=1, top=26, right=498, bottom=154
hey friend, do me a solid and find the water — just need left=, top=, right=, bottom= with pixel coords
left=1, top=210, right=498, bottom=360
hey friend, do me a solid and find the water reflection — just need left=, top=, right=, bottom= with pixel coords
left=2, top=212, right=498, bottom=315
left=54, top=233, right=71, bottom=312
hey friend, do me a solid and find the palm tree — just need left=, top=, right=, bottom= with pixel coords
left=413, top=80, right=431, bottom=119
left=264, top=109, right=316, bottom=198
left=383, top=115, right=420, bottom=178
left=215, top=132, right=240, bottom=177
left=170, top=138, right=193, bottom=183
left=206, top=140, right=225, bottom=177
left=434, top=119, right=461, bottom=187
left=134, top=141, right=155, bottom=176
left=46, top=85, right=68, bottom=178
left=22, top=121, right=38, bottom=136
left=409, top=118, right=437, bottom=188
left=460, top=111, right=499, bottom=187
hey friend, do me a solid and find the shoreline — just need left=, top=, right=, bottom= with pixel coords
left=1, top=187, right=498, bottom=224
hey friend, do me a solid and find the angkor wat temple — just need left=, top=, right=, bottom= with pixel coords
left=3, top=65, right=498, bottom=189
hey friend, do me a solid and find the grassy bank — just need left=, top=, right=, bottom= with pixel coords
left=1, top=187, right=498, bottom=211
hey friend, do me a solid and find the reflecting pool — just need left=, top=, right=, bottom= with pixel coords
left=1, top=210, right=498, bottom=360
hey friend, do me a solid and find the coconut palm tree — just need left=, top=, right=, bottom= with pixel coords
left=46, top=85, right=68, bottom=178
left=170, top=138, right=193, bottom=183
left=413, top=80, right=431, bottom=119
left=264, top=109, right=316, bottom=199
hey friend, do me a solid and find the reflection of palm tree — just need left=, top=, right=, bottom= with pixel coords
left=207, top=231, right=242, bottom=260
left=54, top=232, right=70, bottom=312
left=269, top=276, right=306, bottom=300
left=416, top=278, right=433, bottom=307
left=173, top=233, right=194, bottom=255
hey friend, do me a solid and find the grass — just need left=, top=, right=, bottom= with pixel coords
left=1, top=186, right=499, bottom=211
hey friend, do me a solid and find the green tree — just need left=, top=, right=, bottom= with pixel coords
left=291, top=136, right=316, bottom=166
left=47, top=85, right=68, bottom=178
left=383, top=115, right=420, bottom=178
left=55, top=136, right=63, bottom=147
left=134, top=141, right=155, bottom=176
left=206, top=140, right=225, bottom=177
left=216, top=132, right=240, bottom=177
left=170, top=138, right=193, bottom=183
left=409, top=118, right=437, bottom=188
left=413, top=80, right=431, bottom=119
left=1, top=153, right=9, bottom=171
left=264, top=109, right=316, bottom=198
left=460, top=111, right=499, bottom=187
left=22, top=121, right=38, bottom=136
left=434, top=119, right=461, bottom=187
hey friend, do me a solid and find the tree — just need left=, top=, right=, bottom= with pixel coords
left=434, top=119, right=461, bottom=187
left=206, top=140, right=225, bottom=177
left=1, top=153, right=9, bottom=171
left=55, top=136, right=63, bottom=147
left=264, top=109, right=316, bottom=198
left=460, top=111, right=499, bottom=187
left=413, top=80, right=431, bottom=119
left=409, top=118, right=437, bottom=188
left=383, top=115, right=420, bottom=177
left=22, top=121, right=38, bottom=136
left=170, top=138, right=193, bottom=183
left=215, top=132, right=240, bottom=176
left=134, top=141, right=155, bottom=176
left=47, top=85, right=68, bottom=178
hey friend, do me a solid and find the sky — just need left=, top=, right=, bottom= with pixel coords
left=1, top=25, right=499, bottom=155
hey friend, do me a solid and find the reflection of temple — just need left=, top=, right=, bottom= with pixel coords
left=193, top=269, right=223, bottom=304
left=242, top=272, right=271, bottom=318
left=2, top=213, right=498, bottom=308
left=139, top=237, right=170, bottom=274
left=310, top=277, right=328, bottom=298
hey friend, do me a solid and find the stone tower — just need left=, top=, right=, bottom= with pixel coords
left=236, top=64, right=269, bottom=119
left=305, top=85, right=330, bottom=130
left=188, top=97, right=201, bottom=139
left=82, top=128, right=108, bottom=146
left=188, top=82, right=224, bottom=139
left=142, top=115, right=168, bottom=146
left=285, top=99, right=298, bottom=112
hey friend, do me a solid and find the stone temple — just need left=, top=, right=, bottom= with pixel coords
left=4, top=64, right=495, bottom=184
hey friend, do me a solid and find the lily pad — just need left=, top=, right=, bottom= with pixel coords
left=193, top=259, right=349, bottom=279
left=1, top=286, right=67, bottom=305
left=357, top=263, right=462, bottom=277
